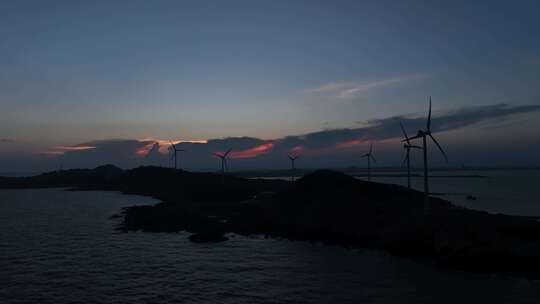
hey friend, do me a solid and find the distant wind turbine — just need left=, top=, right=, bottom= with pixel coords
left=287, top=154, right=299, bottom=181
left=213, top=148, right=232, bottom=177
left=400, top=122, right=422, bottom=189
left=361, top=144, right=376, bottom=181
left=405, top=97, right=448, bottom=206
left=169, top=141, right=185, bottom=170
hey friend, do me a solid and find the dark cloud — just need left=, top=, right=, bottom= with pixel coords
left=37, top=103, right=540, bottom=170
left=273, top=104, right=540, bottom=151
left=367, top=103, right=540, bottom=139
left=61, top=139, right=155, bottom=168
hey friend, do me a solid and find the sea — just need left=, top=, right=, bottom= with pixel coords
left=364, top=169, right=540, bottom=216
left=1, top=169, right=540, bottom=303
left=258, top=169, right=540, bottom=216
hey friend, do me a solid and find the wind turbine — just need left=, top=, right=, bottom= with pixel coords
left=213, top=148, right=232, bottom=176
left=405, top=97, right=448, bottom=205
left=361, top=144, right=376, bottom=181
left=400, top=122, right=422, bottom=189
left=169, top=141, right=185, bottom=170
left=287, top=154, right=299, bottom=181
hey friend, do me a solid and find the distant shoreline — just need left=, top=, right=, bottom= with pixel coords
left=250, top=174, right=488, bottom=179
left=2, top=165, right=540, bottom=277
left=2, top=166, right=539, bottom=179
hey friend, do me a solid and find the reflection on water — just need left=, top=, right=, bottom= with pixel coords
left=1, top=188, right=539, bottom=303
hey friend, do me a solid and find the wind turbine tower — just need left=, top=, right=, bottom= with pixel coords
left=405, top=97, right=448, bottom=208
left=169, top=141, right=185, bottom=170
left=213, top=148, right=232, bottom=179
left=287, top=154, right=299, bottom=181
left=400, top=122, right=422, bottom=189
left=361, top=144, right=376, bottom=181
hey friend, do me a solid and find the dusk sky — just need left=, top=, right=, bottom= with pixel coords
left=1, top=0, right=539, bottom=172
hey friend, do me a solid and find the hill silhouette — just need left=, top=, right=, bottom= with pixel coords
left=2, top=166, right=540, bottom=276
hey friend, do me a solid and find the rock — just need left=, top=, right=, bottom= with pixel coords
left=189, top=232, right=229, bottom=243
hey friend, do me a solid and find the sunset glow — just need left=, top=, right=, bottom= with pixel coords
left=228, top=143, right=274, bottom=159
left=56, top=146, right=97, bottom=151
left=335, top=139, right=364, bottom=149
left=42, top=145, right=97, bottom=156
left=287, top=140, right=367, bottom=157
left=1, top=1, right=539, bottom=172
left=135, top=139, right=209, bottom=157
left=2, top=3, right=540, bottom=300
left=135, top=142, right=156, bottom=157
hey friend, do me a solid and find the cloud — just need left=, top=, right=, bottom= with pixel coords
left=229, top=143, right=274, bottom=159
left=0, top=138, right=15, bottom=143
left=365, top=103, right=540, bottom=139
left=139, top=138, right=208, bottom=155
left=52, top=140, right=157, bottom=168
left=308, top=82, right=353, bottom=94
left=138, top=142, right=159, bottom=158
left=53, top=145, right=97, bottom=153
left=36, top=103, right=540, bottom=169
left=309, top=74, right=425, bottom=100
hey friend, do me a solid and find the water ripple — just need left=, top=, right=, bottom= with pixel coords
left=1, top=189, right=539, bottom=303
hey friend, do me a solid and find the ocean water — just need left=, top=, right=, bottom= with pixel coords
left=258, top=169, right=540, bottom=216
left=366, top=169, right=540, bottom=217
left=1, top=187, right=540, bottom=303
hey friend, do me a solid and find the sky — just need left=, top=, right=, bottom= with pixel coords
left=1, top=0, right=539, bottom=173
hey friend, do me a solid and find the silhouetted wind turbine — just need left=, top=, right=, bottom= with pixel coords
left=405, top=97, right=448, bottom=206
left=400, top=122, right=422, bottom=189
left=169, top=141, right=185, bottom=170
left=287, top=154, right=299, bottom=181
left=361, top=144, right=376, bottom=181
left=213, top=148, right=232, bottom=177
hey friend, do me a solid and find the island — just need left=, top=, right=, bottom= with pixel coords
left=2, top=165, right=540, bottom=277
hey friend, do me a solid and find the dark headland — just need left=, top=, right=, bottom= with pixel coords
left=2, top=165, right=540, bottom=277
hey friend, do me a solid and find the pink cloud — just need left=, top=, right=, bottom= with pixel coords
left=139, top=138, right=208, bottom=155
left=228, top=143, right=275, bottom=159
left=335, top=139, right=364, bottom=149
left=42, top=145, right=97, bottom=156
left=134, top=142, right=157, bottom=157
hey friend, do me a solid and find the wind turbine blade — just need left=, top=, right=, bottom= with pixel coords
left=405, top=134, right=423, bottom=141
left=401, top=150, right=408, bottom=167
left=369, top=143, right=373, bottom=154
left=224, top=148, right=232, bottom=157
left=361, top=154, right=368, bottom=158
left=427, top=96, right=432, bottom=131
left=169, top=141, right=177, bottom=151
left=429, top=134, right=448, bottom=163
left=212, top=152, right=223, bottom=158
left=400, top=122, right=410, bottom=144
left=370, top=155, right=377, bottom=163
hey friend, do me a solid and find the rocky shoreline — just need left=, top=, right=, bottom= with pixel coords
left=2, top=165, right=540, bottom=277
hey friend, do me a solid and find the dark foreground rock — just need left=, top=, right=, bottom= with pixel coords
left=189, top=232, right=229, bottom=243
left=118, top=170, right=540, bottom=277
left=3, top=166, right=540, bottom=277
